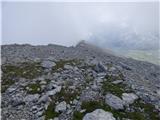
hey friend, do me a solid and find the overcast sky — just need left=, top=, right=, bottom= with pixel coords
left=2, top=2, right=159, bottom=46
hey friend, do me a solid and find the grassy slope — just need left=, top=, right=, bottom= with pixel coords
left=111, top=48, right=159, bottom=65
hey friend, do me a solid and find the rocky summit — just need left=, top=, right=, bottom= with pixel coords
left=1, top=41, right=160, bottom=120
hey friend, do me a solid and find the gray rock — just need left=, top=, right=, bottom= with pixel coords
left=112, top=80, right=123, bottom=84
left=7, top=87, right=17, bottom=93
left=41, top=60, right=56, bottom=69
left=80, top=90, right=101, bottom=102
left=95, top=62, right=108, bottom=73
left=11, top=99, right=25, bottom=107
left=156, top=89, right=160, bottom=96
left=36, top=111, right=43, bottom=117
left=32, top=106, right=38, bottom=112
left=38, top=94, right=49, bottom=103
left=83, top=109, right=116, bottom=120
left=24, top=94, right=40, bottom=103
left=97, top=73, right=106, bottom=78
left=40, top=80, right=47, bottom=85
left=53, top=117, right=59, bottom=120
left=44, top=102, right=50, bottom=110
left=37, top=116, right=45, bottom=120
left=122, top=93, right=138, bottom=105
left=72, top=99, right=78, bottom=105
left=105, top=93, right=124, bottom=110
left=47, top=86, right=61, bottom=96
left=55, top=101, right=67, bottom=113
left=64, top=65, right=73, bottom=69
left=119, top=62, right=132, bottom=71
left=108, top=67, right=116, bottom=72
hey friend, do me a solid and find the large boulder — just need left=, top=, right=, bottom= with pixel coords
left=83, top=109, right=116, bottom=120
left=119, top=62, right=132, bottom=71
left=41, top=60, right=56, bottom=69
left=38, top=94, right=50, bottom=103
left=55, top=101, right=67, bottom=113
left=122, top=93, right=138, bottom=105
left=80, top=90, right=101, bottom=102
left=47, top=86, right=62, bottom=96
left=24, top=94, right=40, bottom=103
left=105, top=93, right=124, bottom=110
left=95, top=62, right=108, bottom=73
left=11, top=98, right=25, bottom=107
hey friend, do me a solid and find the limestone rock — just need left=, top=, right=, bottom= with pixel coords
left=105, top=93, right=124, bottom=110
left=122, top=93, right=138, bottom=105
left=95, top=62, right=108, bottom=73
left=38, top=94, right=49, bottom=103
left=83, top=109, right=116, bottom=120
left=41, top=60, right=56, bottom=69
left=55, top=101, right=67, bottom=113
left=24, top=94, right=40, bottom=103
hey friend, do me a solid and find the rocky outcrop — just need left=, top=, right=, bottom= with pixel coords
left=122, top=93, right=138, bottom=105
left=83, top=109, right=116, bottom=120
left=41, top=60, right=56, bottom=69
left=55, top=101, right=67, bottom=113
left=105, top=93, right=124, bottom=110
left=1, top=43, right=160, bottom=120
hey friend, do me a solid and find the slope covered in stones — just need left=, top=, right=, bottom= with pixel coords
left=1, top=42, right=160, bottom=120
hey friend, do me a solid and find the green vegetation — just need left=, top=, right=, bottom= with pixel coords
left=102, top=74, right=125, bottom=97
left=106, top=63, right=113, bottom=69
left=73, top=99, right=159, bottom=120
left=81, top=101, right=105, bottom=113
left=130, top=99, right=160, bottom=120
left=1, top=78, right=15, bottom=93
left=84, top=74, right=94, bottom=84
left=111, top=99, right=160, bottom=120
left=73, top=111, right=85, bottom=120
left=54, top=87, right=80, bottom=104
left=79, top=73, right=159, bottom=120
left=73, top=100, right=112, bottom=120
left=105, top=74, right=124, bottom=82
left=1, top=62, right=43, bottom=93
left=2, top=62, right=43, bottom=79
left=52, top=59, right=81, bottom=71
left=43, top=102, right=59, bottom=120
left=125, top=50, right=160, bottom=65
left=102, top=81, right=125, bottom=97
left=73, top=101, right=104, bottom=120
left=25, top=83, right=41, bottom=94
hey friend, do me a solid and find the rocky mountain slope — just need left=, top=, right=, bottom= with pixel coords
left=1, top=41, right=160, bottom=120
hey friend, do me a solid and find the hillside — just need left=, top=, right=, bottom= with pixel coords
left=1, top=42, right=160, bottom=120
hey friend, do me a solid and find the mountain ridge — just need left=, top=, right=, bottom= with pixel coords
left=1, top=42, right=160, bottom=120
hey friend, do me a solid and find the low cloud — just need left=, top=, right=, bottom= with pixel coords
left=2, top=2, right=159, bottom=48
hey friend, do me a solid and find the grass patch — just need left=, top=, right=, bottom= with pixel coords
left=130, top=99, right=160, bottom=120
left=105, top=74, right=124, bottom=82
left=1, top=78, right=15, bottom=93
left=106, top=63, right=113, bottom=69
left=43, top=102, right=59, bottom=120
left=73, top=111, right=85, bottom=120
left=54, top=87, right=80, bottom=104
left=1, top=62, right=43, bottom=93
left=84, top=74, right=94, bottom=84
left=73, top=101, right=105, bottom=120
left=52, top=59, right=81, bottom=72
left=80, top=99, right=159, bottom=120
left=102, top=81, right=125, bottom=97
left=25, top=83, right=41, bottom=94
left=2, top=62, right=43, bottom=79
left=81, top=101, right=105, bottom=113
left=102, top=73, right=129, bottom=97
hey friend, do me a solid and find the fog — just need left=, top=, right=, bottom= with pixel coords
left=2, top=2, right=159, bottom=48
